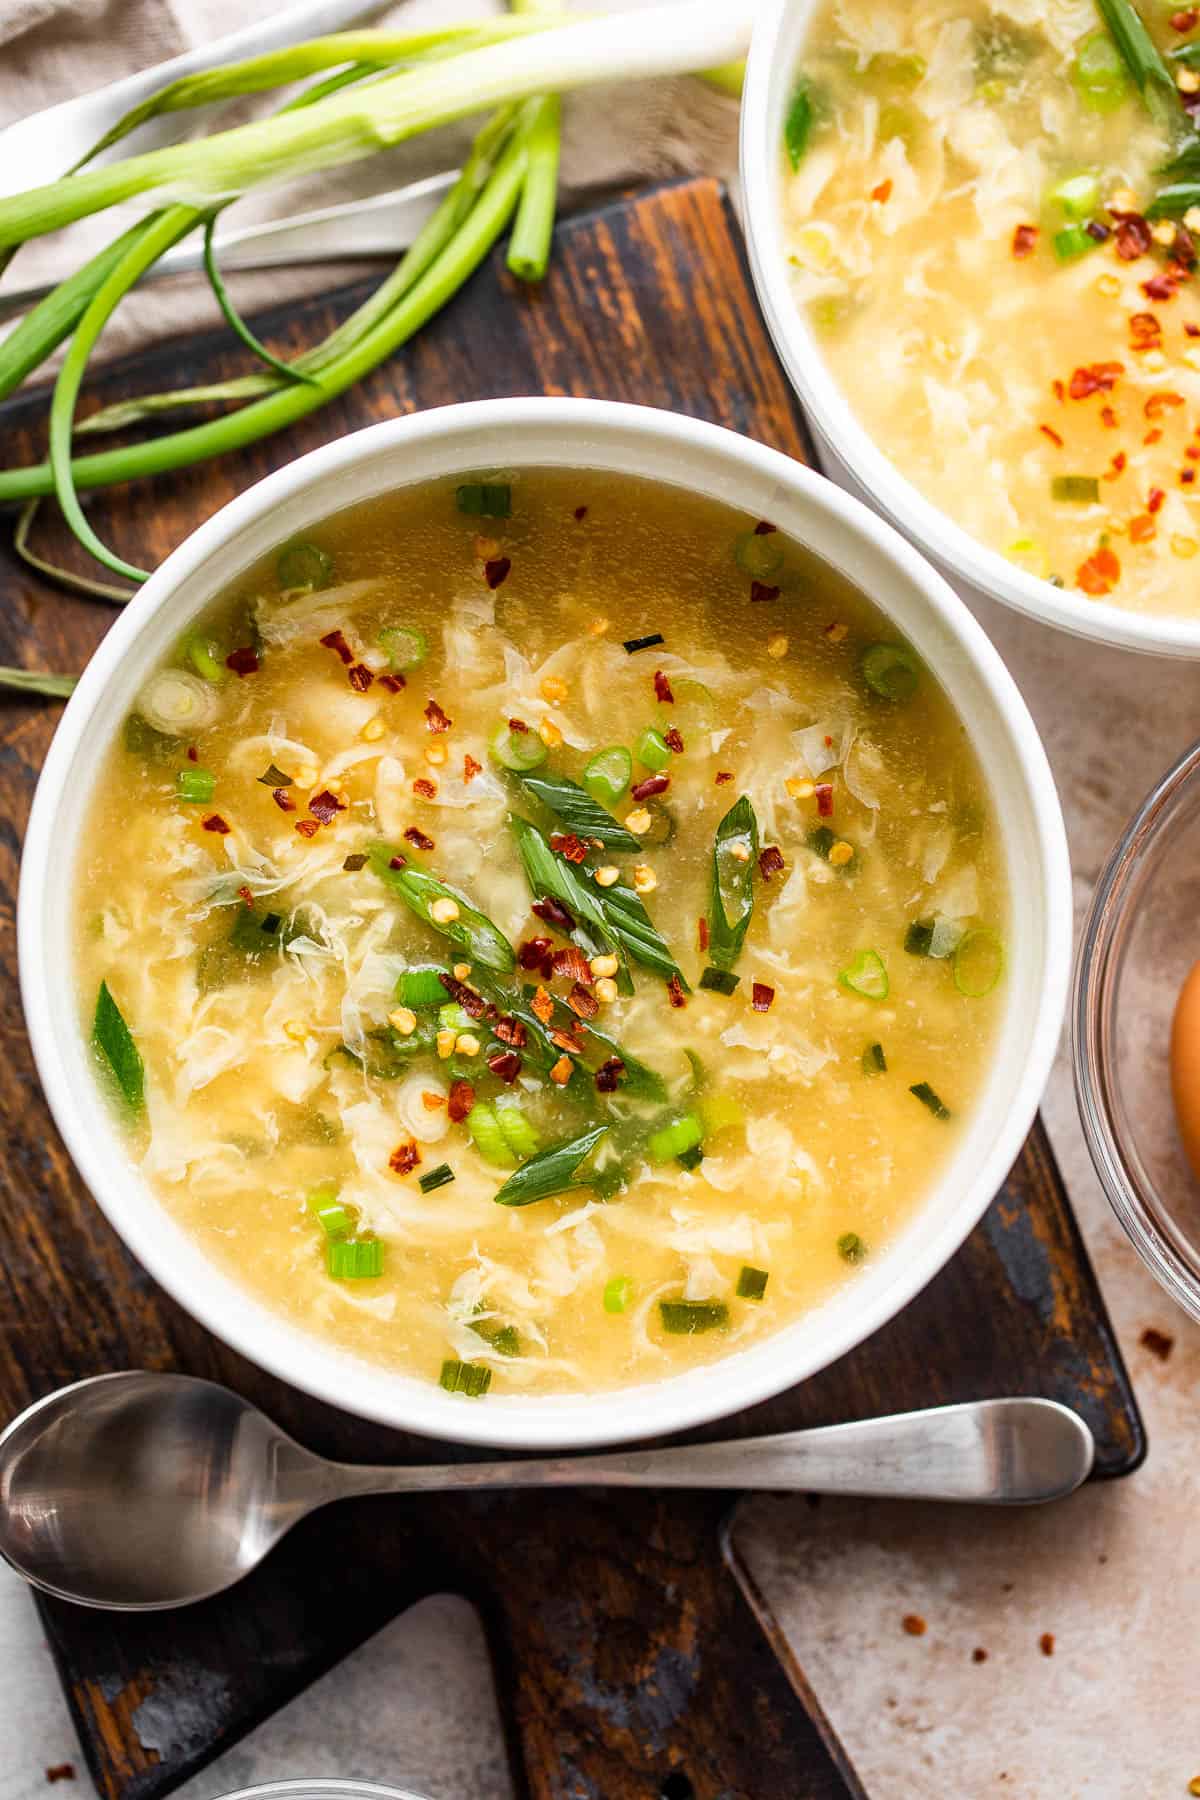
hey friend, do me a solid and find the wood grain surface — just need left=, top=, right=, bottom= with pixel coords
left=0, top=178, right=1143, bottom=1800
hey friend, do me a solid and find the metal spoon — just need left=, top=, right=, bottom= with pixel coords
left=0, top=1374, right=1094, bottom=1611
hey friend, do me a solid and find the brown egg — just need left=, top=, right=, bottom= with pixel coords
left=1171, top=959, right=1200, bottom=1180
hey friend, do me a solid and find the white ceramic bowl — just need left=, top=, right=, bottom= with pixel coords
left=741, top=0, right=1200, bottom=660
left=19, top=398, right=1072, bottom=1449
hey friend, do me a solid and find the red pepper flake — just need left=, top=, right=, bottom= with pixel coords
left=813, top=782, right=834, bottom=818
left=1039, top=424, right=1064, bottom=447
left=566, top=981, right=600, bottom=1019
left=45, top=1768, right=75, bottom=1785
left=484, top=556, right=512, bottom=590
left=1187, top=321, right=1200, bottom=337
left=550, top=1053, right=574, bottom=1086
left=971, top=1649, right=989, bottom=1666
left=1039, top=1633, right=1055, bottom=1658
left=519, top=935, right=555, bottom=976
left=1145, top=427, right=1164, bottom=445
left=1085, top=220, right=1111, bottom=244
left=1114, top=214, right=1153, bottom=261
left=752, top=982, right=775, bottom=1013
left=309, top=789, right=345, bottom=825
left=422, top=1091, right=445, bottom=1112
left=715, top=770, right=734, bottom=785
left=653, top=669, right=674, bottom=704
left=389, top=1139, right=421, bottom=1176
left=236, top=884, right=254, bottom=908
left=573, top=504, right=589, bottom=521
left=550, top=831, right=588, bottom=864
left=202, top=813, right=230, bottom=834
left=1069, top=361, right=1124, bottom=400
left=667, top=974, right=686, bottom=1010
left=533, top=895, right=576, bottom=932
left=1129, top=513, right=1157, bottom=544
left=552, top=944, right=593, bottom=985
left=631, top=773, right=670, bottom=801
left=1101, top=405, right=1119, bottom=428
left=275, top=789, right=296, bottom=814
left=447, top=1079, right=475, bottom=1123
left=698, top=917, right=710, bottom=952
left=424, top=699, right=452, bottom=733
left=486, top=1049, right=523, bottom=1083
left=1187, top=444, right=1200, bottom=459
left=388, top=854, right=407, bottom=871
left=663, top=726, right=685, bottom=754
left=404, top=825, right=435, bottom=851
left=412, top=777, right=438, bottom=799
left=754, top=519, right=777, bottom=535
left=1148, top=486, right=1166, bottom=514
left=347, top=664, right=374, bottom=693
left=758, top=845, right=785, bottom=880
left=1184, top=467, right=1197, bottom=484
left=1129, top=311, right=1163, bottom=351
left=225, top=646, right=259, bottom=677
left=1052, top=378, right=1065, bottom=402
left=1103, top=450, right=1128, bottom=482
left=1012, top=223, right=1038, bottom=259
left=1140, top=1325, right=1175, bottom=1360
left=1146, top=391, right=1185, bottom=418
left=493, top=1015, right=528, bottom=1048
left=186, top=745, right=198, bottom=762
left=1076, top=546, right=1121, bottom=595
left=378, top=673, right=405, bottom=693
left=296, top=818, right=320, bottom=838
left=824, top=734, right=834, bottom=747
left=750, top=580, right=781, bottom=603
left=1172, top=7, right=1197, bottom=28
left=508, top=716, right=530, bottom=733
left=901, top=1614, right=927, bottom=1638
left=438, top=973, right=492, bottom=1020
left=870, top=178, right=893, bottom=203
left=1142, top=272, right=1177, bottom=302
left=319, top=629, right=354, bottom=666
left=531, top=985, right=554, bottom=1024
left=464, top=753, right=482, bottom=783
left=595, top=1056, right=625, bottom=1093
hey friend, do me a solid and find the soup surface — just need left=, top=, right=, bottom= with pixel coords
left=76, top=470, right=1007, bottom=1398
left=784, top=0, right=1200, bottom=616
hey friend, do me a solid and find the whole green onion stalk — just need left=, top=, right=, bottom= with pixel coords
left=0, top=0, right=751, bottom=598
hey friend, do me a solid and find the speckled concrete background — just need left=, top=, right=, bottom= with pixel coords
left=2, top=5, right=1199, bottom=1797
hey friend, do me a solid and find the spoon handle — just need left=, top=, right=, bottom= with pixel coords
left=330, top=1398, right=1094, bottom=1507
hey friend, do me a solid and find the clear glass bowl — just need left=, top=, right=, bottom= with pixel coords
left=1074, top=737, right=1200, bottom=1320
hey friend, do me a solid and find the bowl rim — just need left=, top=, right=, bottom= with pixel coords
left=18, top=396, right=1072, bottom=1448
left=740, top=0, right=1200, bottom=661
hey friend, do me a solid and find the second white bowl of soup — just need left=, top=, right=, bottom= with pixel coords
left=20, top=400, right=1071, bottom=1447
left=743, top=0, right=1200, bottom=656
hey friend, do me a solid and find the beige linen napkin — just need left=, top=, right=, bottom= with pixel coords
left=0, top=0, right=739, bottom=366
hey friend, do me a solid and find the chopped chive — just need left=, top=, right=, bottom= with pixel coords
left=327, top=1237, right=384, bottom=1278
left=838, top=949, right=889, bottom=1000
left=910, top=1081, right=952, bottom=1119
left=736, top=1265, right=769, bottom=1300
left=92, top=979, right=144, bottom=1113
left=677, top=1143, right=704, bottom=1170
left=489, top=718, right=547, bottom=771
left=184, top=635, right=227, bottom=684
left=636, top=725, right=672, bottom=770
left=659, top=1299, right=729, bottom=1334
left=905, top=919, right=934, bottom=957
left=377, top=625, right=428, bottom=672
left=807, top=825, right=837, bottom=860
left=733, top=531, right=785, bottom=581
left=837, top=1231, right=868, bottom=1264
left=1051, top=475, right=1100, bottom=503
left=1047, top=172, right=1100, bottom=219
left=700, top=966, right=741, bottom=995
left=953, top=929, right=1005, bottom=998
left=1052, top=222, right=1099, bottom=262
left=276, top=540, right=331, bottom=593
left=603, top=1275, right=633, bottom=1313
left=647, top=1112, right=704, bottom=1163
left=418, top=1162, right=455, bottom=1194
left=396, top=964, right=451, bottom=1008
left=623, top=633, right=665, bottom=653
left=784, top=77, right=814, bottom=168
left=439, top=1358, right=492, bottom=1396
left=455, top=481, right=511, bottom=518
left=583, top=744, right=633, bottom=804
left=257, top=762, right=292, bottom=787
left=307, top=1183, right=354, bottom=1240
left=862, top=642, right=920, bottom=702
left=176, top=767, right=215, bottom=804
left=862, top=1041, right=887, bottom=1074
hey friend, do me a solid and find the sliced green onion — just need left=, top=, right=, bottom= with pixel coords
left=136, top=668, right=219, bottom=735
left=440, top=1001, right=476, bottom=1032
left=396, top=964, right=450, bottom=1008
left=905, top=919, right=935, bottom=957
left=176, top=767, right=215, bottom=804
left=862, top=1041, right=887, bottom=1075
left=698, top=1091, right=744, bottom=1135
left=1051, top=474, right=1100, bottom=503
left=910, top=1081, right=952, bottom=1119
left=183, top=634, right=227, bottom=683
left=583, top=745, right=633, bottom=804
left=492, top=1123, right=608, bottom=1206
left=204, top=216, right=322, bottom=388
left=862, top=642, right=920, bottom=702
left=258, top=762, right=292, bottom=787
left=307, top=1183, right=354, bottom=1239
left=378, top=625, right=428, bottom=671
left=418, top=1162, right=455, bottom=1194
left=708, top=794, right=758, bottom=973
left=455, top=481, right=511, bottom=517
left=953, top=929, right=1005, bottom=997
left=1072, top=28, right=1131, bottom=110
left=677, top=1144, right=704, bottom=1170
left=92, top=979, right=144, bottom=1112
left=699, top=966, right=739, bottom=995
left=494, top=1096, right=539, bottom=1159
left=623, top=633, right=665, bottom=654
left=838, top=949, right=889, bottom=1001
left=1047, top=172, right=1100, bottom=218
left=467, top=1100, right=517, bottom=1167
left=647, top=1112, right=703, bottom=1163
left=636, top=726, right=672, bottom=770
left=733, top=530, right=784, bottom=580
left=668, top=678, right=716, bottom=734
left=929, top=917, right=966, bottom=960
left=736, top=1265, right=769, bottom=1301
left=603, top=1275, right=633, bottom=1314
left=276, top=540, right=331, bottom=592
left=439, top=1358, right=492, bottom=1396
left=837, top=1231, right=867, bottom=1264
left=659, top=1299, right=729, bottom=1334
left=490, top=718, right=547, bottom=770
left=1053, top=223, right=1098, bottom=261
left=784, top=77, right=814, bottom=169
left=327, top=1236, right=384, bottom=1278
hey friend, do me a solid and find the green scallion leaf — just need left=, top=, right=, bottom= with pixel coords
left=456, top=481, right=511, bottom=517
left=307, top=1183, right=354, bottom=1239
left=418, top=1162, right=455, bottom=1194
left=396, top=964, right=451, bottom=1008
left=378, top=625, right=428, bottom=672
left=733, top=530, right=784, bottom=581
left=492, top=1124, right=609, bottom=1207
left=837, top=1231, right=867, bottom=1264
left=176, top=767, right=215, bottom=804
left=677, top=1143, right=704, bottom=1171
left=1051, top=474, right=1100, bottom=503
left=862, top=642, right=920, bottom=702
left=784, top=77, right=814, bottom=169
left=603, top=1275, right=633, bottom=1313
left=910, top=1081, right=952, bottom=1119
left=515, top=769, right=642, bottom=849
left=92, top=979, right=144, bottom=1113
left=647, top=1112, right=703, bottom=1163
left=1053, top=223, right=1098, bottom=262
left=707, top=793, right=758, bottom=973
left=635, top=726, right=672, bottom=771
left=953, top=929, right=1005, bottom=998
left=659, top=1299, right=729, bottom=1335
left=623, top=633, right=665, bottom=654
left=699, top=966, right=740, bottom=995
left=439, top=1358, right=492, bottom=1396
left=583, top=745, right=633, bottom=804
left=368, top=844, right=515, bottom=973
left=276, top=540, right=331, bottom=592
left=862, top=1041, right=887, bottom=1075
left=838, top=949, right=889, bottom=1001
left=736, top=1265, right=769, bottom=1300
left=327, top=1237, right=384, bottom=1278
left=490, top=719, right=548, bottom=772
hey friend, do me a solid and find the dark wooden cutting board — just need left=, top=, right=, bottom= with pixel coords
left=0, top=179, right=1143, bottom=1800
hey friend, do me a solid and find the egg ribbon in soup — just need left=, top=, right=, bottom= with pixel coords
left=783, top=0, right=1200, bottom=617
left=77, top=471, right=1008, bottom=1398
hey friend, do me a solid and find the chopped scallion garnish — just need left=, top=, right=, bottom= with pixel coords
left=1051, top=475, right=1100, bottom=503
left=837, top=1232, right=867, bottom=1264
left=396, top=965, right=451, bottom=1009
left=439, top=1359, right=492, bottom=1396
left=736, top=1265, right=769, bottom=1300
left=327, top=1236, right=384, bottom=1278
left=838, top=949, right=889, bottom=1001
left=603, top=1275, right=633, bottom=1313
left=861, top=642, right=920, bottom=702
left=647, top=1113, right=704, bottom=1163
left=1052, top=224, right=1098, bottom=263
left=623, top=633, right=665, bottom=654
left=455, top=481, right=511, bottom=518
left=677, top=1143, right=704, bottom=1170
left=784, top=77, right=814, bottom=169
left=276, top=540, right=331, bottom=593
left=733, top=531, right=784, bottom=581
left=307, top=1183, right=354, bottom=1240
left=418, top=1162, right=456, bottom=1194
left=257, top=762, right=292, bottom=787
left=92, top=979, right=144, bottom=1113
left=176, top=767, right=215, bottom=804
left=699, top=966, right=740, bottom=995
left=378, top=625, right=428, bottom=672
left=862, top=1041, right=887, bottom=1075
left=953, top=929, right=1005, bottom=998
left=659, top=1299, right=729, bottom=1334
left=583, top=744, right=633, bottom=804
left=489, top=718, right=548, bottom=771
left=636, top=726, right=672, bottom=771
left=910, top=1081, right=952, bottom=1119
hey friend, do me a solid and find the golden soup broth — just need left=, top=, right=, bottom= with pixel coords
left=75, top=471, right=1007, bottom=1397
left=784, top=0, right=1200, bottom=615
